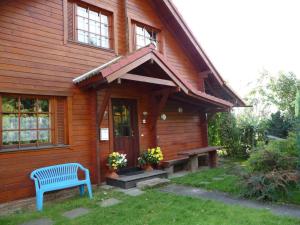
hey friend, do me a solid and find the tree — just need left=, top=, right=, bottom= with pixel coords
left=247, top=71, right=300, bottom=119
left=295, top=90, right=300, bottom=164
left=266, top=111, right=293, bottom=138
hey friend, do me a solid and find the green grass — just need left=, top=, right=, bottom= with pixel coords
left=1, top=188, right=300, bottom=225
left=172, top=160, right=244, bottom=195
left=172, top=159, right=300, bottom=205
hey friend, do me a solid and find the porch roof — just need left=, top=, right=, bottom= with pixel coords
left=73, top=44, right=239, bottom=108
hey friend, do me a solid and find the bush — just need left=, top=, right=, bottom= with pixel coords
left=266, top=132, right=297, bottom=157
left=247, top=148, right=297, bottom=173
left=243, top=170, right=299, bottom=201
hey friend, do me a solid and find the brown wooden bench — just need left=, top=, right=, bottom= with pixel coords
left=178, top=146, right=222, bottom=172
left=161, top=157, right=189, bottom=174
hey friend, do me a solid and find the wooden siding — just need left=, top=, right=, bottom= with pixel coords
left=0, top=0, right=206, bottom=203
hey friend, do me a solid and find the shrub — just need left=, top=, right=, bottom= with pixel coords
left=266, top=133, right=297, bottom=157
left=247, top=148, right=297, bottom=173
left=243, top=170, right=299, bottom=201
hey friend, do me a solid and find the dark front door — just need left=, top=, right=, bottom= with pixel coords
left=112, top=99, right=139, bottom=168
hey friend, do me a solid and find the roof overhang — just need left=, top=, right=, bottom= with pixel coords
left=73, top=44, right=235, bottom=108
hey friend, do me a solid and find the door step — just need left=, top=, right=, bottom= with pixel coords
left=136, top=178, right=170, bottom=189
left=106, top=170, right=168, bottom=189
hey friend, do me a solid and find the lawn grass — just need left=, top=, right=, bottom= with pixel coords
left=172, top=159, right=300, bottom=205
left=172, top=160, right=244, bottom=195
left=1, top=188, right=300, bottom=225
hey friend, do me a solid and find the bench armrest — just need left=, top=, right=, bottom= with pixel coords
left=77, top=164, right=90, bottom=180
left=30, top=173, right=40, bottom=190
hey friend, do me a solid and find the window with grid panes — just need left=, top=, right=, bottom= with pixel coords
left=76, top=5, right=110, bottom=48
left=135, top=23, right=159, bottom=50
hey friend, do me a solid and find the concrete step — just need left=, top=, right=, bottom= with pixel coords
left=136, top=178, right=170, bottom=189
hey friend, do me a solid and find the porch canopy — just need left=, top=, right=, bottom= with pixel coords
left=73, top=44, right=245, bottom=111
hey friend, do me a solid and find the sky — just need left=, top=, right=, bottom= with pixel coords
left=172, top=0, right=300, bottom=98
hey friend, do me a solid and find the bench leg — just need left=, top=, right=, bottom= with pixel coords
left=36, top=191, right=44, bottom=211
left=79, top=185, right=85, bottom=196
left=164, top=165, right=174, bottom=174
left=188, top=156, right=198, bottom=172
left=208, top=150, right=217, bottom=168
left=86, top=182, right=93, bottom=199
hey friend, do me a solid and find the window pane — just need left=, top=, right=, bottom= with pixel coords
left=20, top=130, right=37, bottom=144
left=89, top=10, right=100, bottom=22
left=78, top=30, right=89, bottom=43
left=101, top=14, right=108, bottom=24
left=77, top=16, right=88, bottom=31
left=77, top=6, right=88, bottom=18
left=136, top=35, right=145, bottom=49
left=2, top=131, right=19, bottom=145
left=20, top=98, right=35, bottom=113
left=38, top=114, right=50, bottom=129
left=39, top=130, right=50, bottom=143
left=89, top=21, right=100, bottom=34
left=2, top=114, right=18, bottom=130
left=2, top=96, right=18, bottom=113
left=136, top=26, right=144, bottom=35
left=144, top=28, right=151, bottom=39
left=145, top=37, right=151, bottom=45
left=89, top=33, right=100, bottom=46
left=101, top=36, right=109, bottom=48
left=37, top=99, right=49, bottom=113
left=101, top=23, right=108, bottom=37
left=20, top=114, right=37, bottom=130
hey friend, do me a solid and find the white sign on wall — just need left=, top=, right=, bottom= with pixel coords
left=100, top=128, right=109, bottom=141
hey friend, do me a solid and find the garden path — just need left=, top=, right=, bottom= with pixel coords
left=160, top=184, right=300, bottom=219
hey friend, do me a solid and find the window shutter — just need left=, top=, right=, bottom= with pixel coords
left=67, top=1, right=75, bottom=41
left=56, top=97, right=66, bottom=145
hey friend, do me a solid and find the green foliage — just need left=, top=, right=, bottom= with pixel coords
left=247, top=148, right=297, bottom=173
left=248, top=71, right=300, bottom=118
left=209, top=112, right=264, bottom=159
left=265, top=111, right=293, bottom=138
left=295, top=90, right=300, bottom=163
left=243, top=170, right=299, bottom=201
left=266, top=133, right=298, bottom=157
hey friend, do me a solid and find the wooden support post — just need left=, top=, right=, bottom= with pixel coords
left=208, top=150, right=217, bottom=168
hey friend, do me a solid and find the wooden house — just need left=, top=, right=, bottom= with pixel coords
left=0, top=0, right=245, bottom=203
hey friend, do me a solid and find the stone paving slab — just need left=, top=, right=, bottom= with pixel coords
left=117, top=188, right=144, bottom=196
left=136, top=178, right=170, bottom=189
left=100, top=184, right=115, bottom=190
left=99, top=198, right=121, bottom=207
left=20, top=218, right=53, bottom=225
left=160, top=184, right=300, bottom=219
left=62, top=207, right=90, bottom=219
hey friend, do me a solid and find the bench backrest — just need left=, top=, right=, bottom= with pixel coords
left=31, top=163, right=81, bottom=187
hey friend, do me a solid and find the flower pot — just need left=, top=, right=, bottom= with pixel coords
left=107, top=168, right=119, bottom=178
left=144, top=164, right=153, bottom=172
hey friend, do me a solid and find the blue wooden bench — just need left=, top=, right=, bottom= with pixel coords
left=30, top=163, right=93, bottom=211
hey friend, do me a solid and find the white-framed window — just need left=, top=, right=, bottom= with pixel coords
left=134, top=23, right=159, bottom=50
left=76, top=5, right=111, bottom=49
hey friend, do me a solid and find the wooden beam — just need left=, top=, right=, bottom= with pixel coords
left=98, top=89, right=111, bottom=126
left=121, top=73, right=176, bottom=86
left=199, top=70, right=212, bottom=78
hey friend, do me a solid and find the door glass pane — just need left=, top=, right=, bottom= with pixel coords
left=2, top=96, right=18, bottom=113
left=38, top=114, right=50, bottom=129
left=39, top=130, right=50, bottom=143
left=2, top=114, right=18, bottom=130
left=20, top=114, right=37, bottom=129
left=20, top=130, right=37, bottom=144
left=2, top=131, right=19, bottom=145
left=113, top=104, right=131, bottom=137
left=20, top=98, right=35, bottom=113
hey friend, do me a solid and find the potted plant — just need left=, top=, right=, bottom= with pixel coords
left=138, top=147, right=163, bottom=171
left=107, top=152, right=127, bottom=178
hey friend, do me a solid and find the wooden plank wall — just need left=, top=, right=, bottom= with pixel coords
left=157, top=100, right=205, bottom=160
left=0, top=0, right=205, bottom=202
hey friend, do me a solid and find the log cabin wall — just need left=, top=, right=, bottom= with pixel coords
left=157, top=100, right=205, bottom=160
left=0, top=0, right=206, bottom=203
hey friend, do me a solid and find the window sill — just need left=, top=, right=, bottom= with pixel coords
left=67, top=40, right=116, bottom=54
left=0, top=144, right=71, bottom=154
